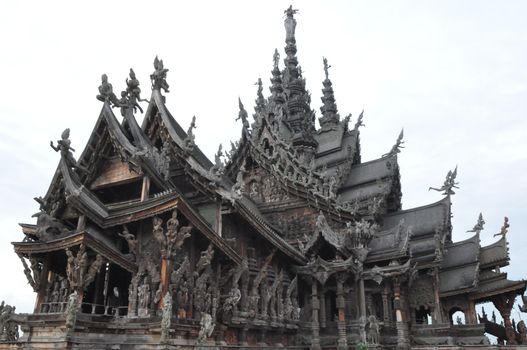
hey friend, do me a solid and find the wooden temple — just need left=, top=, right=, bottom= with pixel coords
left=2, top=6, right=526, bottom=350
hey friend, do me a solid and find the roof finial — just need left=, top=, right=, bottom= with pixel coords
left=151, top=56, right=170, bottom=93
left=429, top=166, right=459, bottom=195
left=323, top=57, right=331, bottom=80
left=493, top=217, right=510, bottom=238
left=273, top=48, right=280, bottom=70
left=254, top=78, right=265, bottom=112
left=383, top=129, right=404, bottom=157
left=467, top=213, right=485, bottom=234
left=284, top=5, right=299, bottom=44
left=96, top=74, right=119, bottom=106
left=269, top=49, right=285, bottom=106
left=236, top=98, right=250, bottom=131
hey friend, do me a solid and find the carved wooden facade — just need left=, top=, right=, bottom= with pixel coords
left=4, top=7, right=527, bottom=350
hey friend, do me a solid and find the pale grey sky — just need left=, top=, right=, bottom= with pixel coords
left=0, top=1, right=526, bottom=324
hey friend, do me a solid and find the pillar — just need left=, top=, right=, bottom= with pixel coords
left=432, top=267, right=443, bottom=324
left=358, top=278, right=366, bottom=318
left=311, top=280, right=321, bottom=350
left=466, top=300, right=477, bottom=324
left=336, top=275, right=348, bottom=350
left=141, top=176, right=150, bottom=201
left=382, top=283, right=392, bottom=326
left=158, top=258, right=172, bottom=310
left=393, top=278, right=409, bottom=350
left=33, top=256, right=51, bottom=313
left=319, top=291, right=326, bottom=328
left=493, top=292, right=517, bottom=345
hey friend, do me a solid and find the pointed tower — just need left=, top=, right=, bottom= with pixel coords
left=269, top=49, right=286, bottom=115
left=281, top=6, right=317, bottom=159
left=319, top=57, right=340, bottom=129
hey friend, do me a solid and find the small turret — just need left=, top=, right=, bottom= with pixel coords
left=319, top=57, right=340, bottom=129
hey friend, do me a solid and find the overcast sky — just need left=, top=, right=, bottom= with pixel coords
left=0, top=0, right=526, bottom=324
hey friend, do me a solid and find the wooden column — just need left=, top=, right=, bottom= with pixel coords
left=393, top=278, right=410, bottom=350
left=34, top=255, right=51, bottom=313
left=140, top=176, right=150, bottom=201
left=319, top=291, right=326, bottom=328
left=382, top=282, right=392, bottom=326
left=358, top=278, right=367, bottom=318
left=158, top=257, right=172, bottom=310
left=310, top=280, right=321, bottom=350
left=432, top=267, right=443, bottom=324
left=336, top=275, right=348, bottom=350
left=493, top=292, right=517, bottom=345
left=466, top=300, right=477, bottom=324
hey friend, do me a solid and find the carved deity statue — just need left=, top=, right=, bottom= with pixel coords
left=118, top=225, right=138, bottom=259
left=50, top=128, right=84, bottom=171
left=236, top=98, right=250, bottom=131
left=467, top=212, right=485, bottom=234
left=429, top=166, right=459, bottom=195
left=367, top=315, right=380, bottom=344
left=160, top=292, right=172, bottom=342
left=96, top=74, right=119, bottom=105
left=494, top=216, right=510, bottom=238
left=283, top=5, right=299, bottom=43
left=197, top=312, right=215, bottom=344
left=151, top=56, right=170, bottom=92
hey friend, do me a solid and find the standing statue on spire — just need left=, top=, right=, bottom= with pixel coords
left=323, top=57, right=331, bottom=80
left=236, top=98, right=250, bottom=131
left=273, top=49, right=280, bottom=70
left=429, top=166, right=459, bottom=195
left=151, top=56, right=170, bottom=93
left=284, top=6, right=299, bottom=44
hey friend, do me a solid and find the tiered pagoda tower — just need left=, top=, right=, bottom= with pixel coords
left=2, top=7, right=526, bottom=350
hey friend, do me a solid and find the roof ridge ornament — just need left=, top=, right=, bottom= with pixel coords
left=493, top=216, right=509, bottom=238
left=467, top=212, right=485, bottom=234
left=96, top=74, right=119, bottom=106
left=383, top=129, right=404, bottom=157
left=118, top=68, right=149, bottom=115
left=236, top=98, right=250, bottom=133
left=50, top=128, right=87, bottom=173
left=353, top=110, right=365, bottom=132
left=183, top=116, right=197, bottom=152
left=151, top=56, right=170, bottom=93
left=429, top=166, right=459, bottom=195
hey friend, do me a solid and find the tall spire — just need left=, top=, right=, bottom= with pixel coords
left=319, top=57, right=340, bottom=129
left=269, top=49, right=285, bottom=108
left=281, top=6, right=315, bottom=140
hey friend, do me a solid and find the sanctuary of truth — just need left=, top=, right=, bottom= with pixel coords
left=1, top=6, right=526, bottom=350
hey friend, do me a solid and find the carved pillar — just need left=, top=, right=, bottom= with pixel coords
left=382, top=283, right=392, bottom=326
left=34, top=256, right=51, bottom=313
left=393, top=278, right=409, bottom=350
left=432, top=267, right=443, bottom=324
left=310, top=279, right=321, bottom=350
left=466, top=300, right=477, bottom=324
left=358, top=278, right=366, bottom=318
left=493, top=292, right=517, bottom=345
left=319, top=291, right=326, bottom=328
left=336, top=275, right=348, bottom=350
left=159, top=258, right=172, bottom=309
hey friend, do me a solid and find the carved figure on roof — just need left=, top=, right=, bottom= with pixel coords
left=248, top=251, right=274, bottom=317
left=96, top=74, right=119, bottom=105
left=223, top=287, right=241, bottom=318
left=231, top=162, right=247, bottom=199
left=236, top=98, right=250, bottom=131
left=383, top=129, right=404, bottom=157
left=354, top=110, right=365, bottom=131
left=122, top=68, right=149, bottom=114
left=183, top=116, right=196, bottom=151
left=50, top=128, right=85, bottom=171
left=467, top=213, right=485, bottom=234
left=151, top=56, right=170, bottom=93
left=429, top=166, right=459, bottom=195
left=118, top=225, right=138, bottom=259
left=162, top=210, right=192, bottom=259
left=210, top=144, right=225, bottom=178
left=32, top=211, right=67, bottom=241
left=83, top=254, right=104, bottom=288
left=347, top=219, right=378, bottom=249
left=494, top=216, right=510, bottom=238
